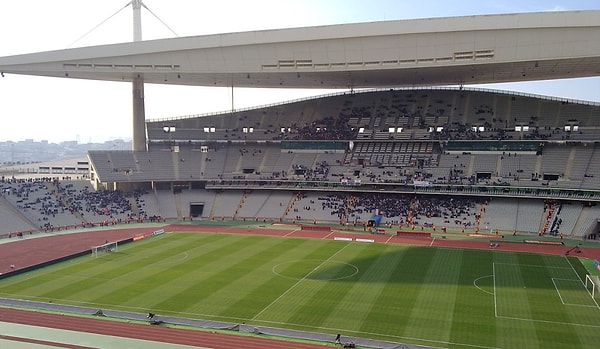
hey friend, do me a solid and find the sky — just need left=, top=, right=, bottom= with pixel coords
left=0, top=0, right=599, bottom=144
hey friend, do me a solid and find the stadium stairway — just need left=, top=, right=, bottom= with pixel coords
left=0, top=196, right=37, bottom=233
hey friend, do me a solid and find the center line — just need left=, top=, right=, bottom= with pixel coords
left=252, top=242, right=352, bottom=320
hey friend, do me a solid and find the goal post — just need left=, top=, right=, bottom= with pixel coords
left=584, top=274, right=600, bottom=299
left=92, top=241, right=118, bottom=258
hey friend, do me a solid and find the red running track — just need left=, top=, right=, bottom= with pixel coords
left=0, top=308, right=329, bottom=349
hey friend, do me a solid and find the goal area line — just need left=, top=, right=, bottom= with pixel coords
left=552, top=278, right=599, bottom=308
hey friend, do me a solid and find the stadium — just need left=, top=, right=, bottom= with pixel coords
left=1, top=8, right=600, bottom=349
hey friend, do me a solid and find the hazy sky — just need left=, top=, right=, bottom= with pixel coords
left=0, top=0, right=599, bottom=143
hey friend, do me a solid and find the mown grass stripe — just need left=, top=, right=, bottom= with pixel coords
left=129, top=234, right=277, bottom=314
left=448, top=249, right=497, bottom=348
left=19, top=233, right=214, bottom=301
left=321, top=243, right=409, bottom=334
left=159, top=237, right=311, bottom=317
left=55, top=233, right=236, bottom=306
left=402, top=248, right=462, bottom=342
left=219, top=239, right=345, bottom=319
left=275, top=242, right=374, bottom=329
left=494, top=252, right=540, bottom=348
left=249, top=241, right=354, bottom=324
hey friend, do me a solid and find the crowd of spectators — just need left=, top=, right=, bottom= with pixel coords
left=238, top=147, right=263, bottom=157
left=1, top=177, right=64, bottom=231
left=292, top=161, right=331, bottom=181
left=271, top=99, right=587, bottom=143
left=1, top=176, right=157, bottom=233
left=314, top=192, right=482, bottom=227
left=275, top=115, right=356, bottom=141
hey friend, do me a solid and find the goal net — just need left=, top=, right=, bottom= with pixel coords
left=584, top=274, right=600, bottom=299
left=92, top=241, right=118, bottom=258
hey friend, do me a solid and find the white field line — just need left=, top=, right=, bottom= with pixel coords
left=250, top=318, right=503, bottom=349
left=323, top=231, right=334, bottom=239
left=551, top=278, right=566, bottom=305
left=493, top=262, right=571, bottom=270
left=495, top=260, right=600, bottom=326
left=493, top=263, right=498, bottom=317
left=284, top=229, right=299, bottom=237
left=565, top=256, right=600, bottom=309
left=473, top=275, right=494, bottom=296
left=496, top=314, right=600, bottom=328
left=251, top=242, right=352, bottom=320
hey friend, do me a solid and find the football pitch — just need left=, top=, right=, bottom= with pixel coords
left=1, top=231, right=599, bottom=348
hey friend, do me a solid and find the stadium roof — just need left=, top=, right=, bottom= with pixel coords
left=1, top=10, right=600, bottom=89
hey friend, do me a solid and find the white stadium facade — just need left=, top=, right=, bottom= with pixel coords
left=1, top=10, right=600, bottom=239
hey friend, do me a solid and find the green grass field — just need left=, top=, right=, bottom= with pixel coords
left=1, top=232, right=599, bottom=348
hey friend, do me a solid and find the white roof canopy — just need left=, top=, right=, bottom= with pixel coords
left=1, top=10, right=600, bottom=89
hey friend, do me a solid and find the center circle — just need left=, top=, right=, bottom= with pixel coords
left=272, top=259, right=359, bottom=281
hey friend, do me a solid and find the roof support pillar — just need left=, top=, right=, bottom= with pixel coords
left=132, top=76, right=146, bottom=151
left=131, top=0, right=145, bottom=151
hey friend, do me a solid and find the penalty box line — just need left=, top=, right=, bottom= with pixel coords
left=494, top=261, right=600, bottom=323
